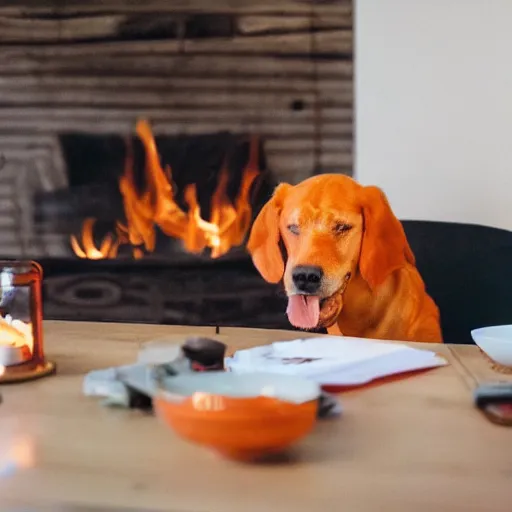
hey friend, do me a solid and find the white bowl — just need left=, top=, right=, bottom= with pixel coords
left=471, top=325, right=512, bottom=367
left=159, top=372, right=321, bottom=405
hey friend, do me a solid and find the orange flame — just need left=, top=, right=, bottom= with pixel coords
left=0, top=316, right=34, bottom=356
left=71, top=120, right=261, bottom=260
left=71, top=218, right=120, bottom=260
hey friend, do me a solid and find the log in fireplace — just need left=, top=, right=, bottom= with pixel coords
left=0, top=0, right=353, bottom=330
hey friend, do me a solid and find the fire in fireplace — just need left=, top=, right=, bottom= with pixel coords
left=69, top=120, right=263, bottom=261
left=32, top=121, right=289, bottom=330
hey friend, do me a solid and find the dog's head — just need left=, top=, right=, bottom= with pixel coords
left=247, top=174, right=415, bottom=330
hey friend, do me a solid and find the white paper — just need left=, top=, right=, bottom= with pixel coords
left=225, top=336, right=447, bottom=386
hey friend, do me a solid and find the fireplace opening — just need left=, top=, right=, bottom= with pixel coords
left=32, top=121, right=293, bottom=329
left=35, top=120, right=275, bottom=264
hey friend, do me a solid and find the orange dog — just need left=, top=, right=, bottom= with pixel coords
left=247, top=174, right=442, bottom=343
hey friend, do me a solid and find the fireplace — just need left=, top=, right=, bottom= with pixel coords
left=0, top=0, right=353, bottom=330
left=37, top=121, right=273, bottom=261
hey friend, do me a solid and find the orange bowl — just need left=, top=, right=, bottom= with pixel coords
left=153, top=372, right=320, bottom=461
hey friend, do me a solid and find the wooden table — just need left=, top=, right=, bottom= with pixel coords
left=1, top=321, right=511, bottom=511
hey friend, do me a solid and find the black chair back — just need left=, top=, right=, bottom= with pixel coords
left=402, top=221, right=512, bottom=344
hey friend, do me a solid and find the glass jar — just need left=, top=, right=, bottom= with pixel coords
left=0, top=261, right=54, bottom=381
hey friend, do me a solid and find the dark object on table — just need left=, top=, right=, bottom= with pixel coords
left=127, top=387, right=153, bottom=411
left=317, top=391, right=342, bottom=418
left=474, top=382, right=512, bottom=407
left=182, top=337, right=227, bottom=371
left=474, top=382, right=512, bottom=426
left=402, top=221, right=512, bottom=344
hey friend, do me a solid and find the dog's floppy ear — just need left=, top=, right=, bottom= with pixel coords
left=247, top=183, right=291, bottom=283
left=359, top=186, right=415, bottom=290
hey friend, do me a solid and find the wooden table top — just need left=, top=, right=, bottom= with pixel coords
left=1, top=321, right=512, bottom=512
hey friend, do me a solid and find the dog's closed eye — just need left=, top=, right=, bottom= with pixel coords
left=334, top=222, right=352, bottom=235
left=287, top=224, right=300, bottom=235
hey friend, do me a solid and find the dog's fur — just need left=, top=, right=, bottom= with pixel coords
left=247, top=174, right=442, bottom=343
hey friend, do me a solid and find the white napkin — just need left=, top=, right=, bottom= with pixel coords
left=225, top=336, right=447, bottom=386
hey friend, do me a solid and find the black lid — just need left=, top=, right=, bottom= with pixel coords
left=181, top=337, right=227, bottom=367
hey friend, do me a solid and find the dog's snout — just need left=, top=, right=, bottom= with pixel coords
left=292, top=265, right=323, bottom=294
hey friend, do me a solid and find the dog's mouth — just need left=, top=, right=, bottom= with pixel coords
left=286, top=273, right=351, bottom=330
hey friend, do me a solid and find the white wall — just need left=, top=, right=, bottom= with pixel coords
left=355, top=0, right=512, bottom=231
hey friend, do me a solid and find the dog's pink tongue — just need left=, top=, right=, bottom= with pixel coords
left=286, top=295, right=320, bottom=329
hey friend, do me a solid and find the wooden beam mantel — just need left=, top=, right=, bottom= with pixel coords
left=0, top=0, right=350, bottom=16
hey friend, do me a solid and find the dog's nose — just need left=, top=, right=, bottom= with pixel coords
left=292, top=265, right=323, bottom=294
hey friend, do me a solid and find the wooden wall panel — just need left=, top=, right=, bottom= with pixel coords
left=0, top=0, right=353, bottom=257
